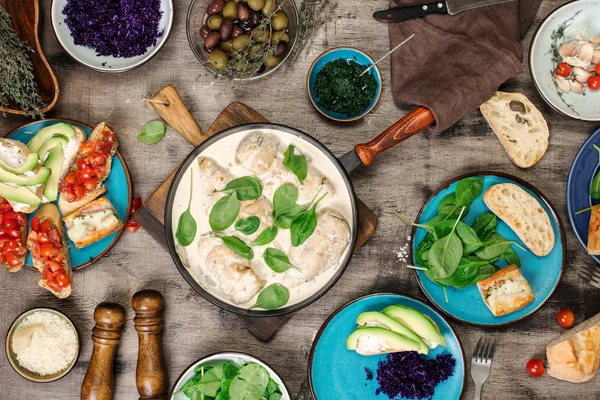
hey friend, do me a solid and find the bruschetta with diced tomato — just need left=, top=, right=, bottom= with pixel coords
left=27, top=203, right=72, bottom=298
left=0, top=197, right=27, bottom=272
left=58, top=122, right=118, bottom=216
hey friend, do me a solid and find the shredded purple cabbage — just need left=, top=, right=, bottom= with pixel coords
left=375, top=351, right=456, bottom=400
left=365, top=368, right=373, bottom=381
left=63, top=0, right=163, bottom=58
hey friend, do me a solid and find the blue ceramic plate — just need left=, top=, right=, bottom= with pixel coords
left=309, top=293, right=465, bottom=400
left=567, top=127, right=600, bottom=263
left=306, top=47, right=382, bottom=122
left=5, top=119, right=131, bottom=271
left=411, top=172, right=565, bottom=326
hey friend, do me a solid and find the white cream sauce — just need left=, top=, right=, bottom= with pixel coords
left=171, top=128, right=354, bottom=309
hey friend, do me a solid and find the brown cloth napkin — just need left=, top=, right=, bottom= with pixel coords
left=388, top=0, right=542, bottom=132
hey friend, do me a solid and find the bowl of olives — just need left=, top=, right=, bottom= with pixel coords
left=186, top=0, right=299, bottom=80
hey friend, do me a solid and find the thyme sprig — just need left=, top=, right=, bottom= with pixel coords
left=0, top=6, right=46, bottom=117
left=289, top=0, right=338, bottom=63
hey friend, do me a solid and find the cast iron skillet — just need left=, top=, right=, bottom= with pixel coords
left=165, top=108, right=435, bottom=317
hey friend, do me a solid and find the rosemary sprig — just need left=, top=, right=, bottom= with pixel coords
left=0, top=6, right=46, bottom=117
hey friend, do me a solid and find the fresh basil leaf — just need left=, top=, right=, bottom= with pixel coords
left=210, top=192, right=240, bottom=231
left=236, top=216, right=260, bottom=235
left=250, top=226, right=278, bottom=246
left=250, top=284, right=289, bottom=310
left=471, top=212, right=497, bottom=241
left=263, top=248, right=298, bottom=273
left=273, top=183, right=298, bottom=217
left=455, top=177, right=484, bottom=206
left=283, top=145, right=307, bottom=184
left=137, top=120, right=166, bottom=144
left=176, top=170, right=197, bottom=246
left=219, top=236, right=254, bottom=260
left=222, top=176, right=262, bottom=201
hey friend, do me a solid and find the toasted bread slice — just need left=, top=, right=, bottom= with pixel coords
left=477, top=264, right=534, bottom=317
left=58, top=122, right=118, bottom=217
left=0, top=139, right=43, bottom=214
left=63, top=196, right=123, bottom=248
left=480, top=92, right=549, bottom=168
left=483, top=183, right=555, bottom=257
left=26, top=203, right=72, bottom=299
left=587, top=205, right=600, bottom=255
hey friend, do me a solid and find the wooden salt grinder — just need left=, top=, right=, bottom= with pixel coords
left=81, top=303, right=126, bottom=400
left=132, top=290, right=167, bottom=400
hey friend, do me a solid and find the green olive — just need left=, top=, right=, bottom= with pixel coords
left=209, top=50, right=229, bottom=70
left=247, top=0, right=265, bottom=11
left=222, top=1, right=238, bottom=19
left=270, top=31, right=289, bottom=45
left=232, top=34, right=251, bottom=50
left=265, top=55, right=281, bottom=68
left=261, top=0, right=275, bottom=16
left=271, top=12, right=287, bottom=31
left=220, top=39, right=234, bottom=54
left=207, top=15, right=223, bottom=30
left=251, top=27, right=269, bottom=43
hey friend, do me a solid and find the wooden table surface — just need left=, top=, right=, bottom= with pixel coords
left=1, top=0, right=599, bottom=399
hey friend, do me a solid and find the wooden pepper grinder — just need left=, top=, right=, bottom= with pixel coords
left=132, top=290, right=167, bottom=400
left=81, top=303, right=126, bottom=400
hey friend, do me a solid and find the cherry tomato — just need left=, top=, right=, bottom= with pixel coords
left=56, top=273, right=71, bottom=288
left=588, top=76, right=600, bottom=91
left=131, top=197, right=142, bottom=214
left=126, top=217, right=141, bottom=233
left=5, top=252, right=21, bottom=268
left=526, top=358, right=545, bottom=377
left=556, top=62, right=571, bottom=77
left=596, top=64, right=600, bottom=75
left=557, top=309, right=575, bottom=328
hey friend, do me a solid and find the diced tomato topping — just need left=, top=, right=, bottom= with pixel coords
left=31, top=216, right=39, bottom=232
left=56, top=273, right=71, bottom=288
left=126, top=217, right=141, bottom=232
left=30, top=218, right=69, bottom=290
left=39, top=219, right=52, bottom=233
left=65, top=171, right=77, bottom=185
left=0, top=201, right=25, bottom=270
left=4, top=219, right=17, bottom=230
left=0, top=229, right=20, bottom=239
left=48, top=229, right=61, bottom=247
left=132, top=197, right=142, bottom=214
left=46, top=259, right=62, bottom=272
left=79, top=142, right=96, bottom=154
left=40, top=243, right=55, bottom=257
left=3, top=240, right=19, bottom=252
left=74, top=184, right=87, bottom=199
left=102, top=130, right=116, bottom=141
left=6, top=252, right=20, bottom=268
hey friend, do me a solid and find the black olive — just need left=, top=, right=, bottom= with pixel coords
left=248, top=10, right=261, bottom=27
left=274, top=41, right=287, bottom=57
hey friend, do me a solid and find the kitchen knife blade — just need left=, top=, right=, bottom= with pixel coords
left=373, top=0, right=513, bottom=22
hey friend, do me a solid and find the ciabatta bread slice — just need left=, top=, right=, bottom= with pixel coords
left=480, top=92, right=549, bottom=168
left=63, top=196, right=123, bottom=248
left=483, top=183, right=555, bottom=257
left=587, top=205, right=600, bottom=255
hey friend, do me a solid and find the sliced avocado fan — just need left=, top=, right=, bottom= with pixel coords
left=0, top=183, right=41, bottom=206
left=0, top=166, right=50, bottom=186
left=0, top=152, right=39, bottom=175
left=382, top=305, right=447, bottom=347
left=28, top=122, right=76, bottom=153
left=346, top=327, right=421, bottom=355
left=42, top=145, right=63, bottom=202
left=356, top=311, right=429, bottom=354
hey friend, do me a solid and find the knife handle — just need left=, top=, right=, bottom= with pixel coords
left=354, top=107, right=435, bottom=166
left=373, top=2, right=448, bottom=22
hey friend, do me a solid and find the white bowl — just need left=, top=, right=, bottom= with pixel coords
left=51, top=0, right=173, bottom=73
left=171, top=352, right=290, bottom=399
left=530, top=0, right=600, bottom=121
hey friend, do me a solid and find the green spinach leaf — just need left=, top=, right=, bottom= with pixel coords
left=273, top=183, right=298, bottom=217
left=219, top=236, right=254, bottom=260
left=591, top=144, right=600, bottom=199
left=290, top=193, right=327, bottom=246
left=210, top=192, right=241, bottom=231
left=456, top=222, right=483, bottom=254
left=437, top=193, right=470, bottom=219
left=263, top=248, right=298, bottom=273
left=471, top=212, right=497, bottom=241
left=222, top=176, right=262, bottom=201
left=176, top=170, right=198, bottom=246
left=455, top=177, right=484, bottom=206
left=136, top=120, right=166, bottom=144
left=501, top=246, right=521, bottom=267
left=475, top=233, right=521, bottom=260
left=283, top=145, right=307, bottom=184
left=236, top=216, right=260, bottom=235
left=274, top=204, right=308, bottom=229
left=250, top=227, right=278, bottom=246
left=415, top=233, right=434, bottom=266
left=428, top=208, right=464, bottom=279
left=229, top=363, right=270, bottom=400
left=250, top=284, right=289, bottom=310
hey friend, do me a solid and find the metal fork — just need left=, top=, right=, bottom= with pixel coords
left=471, top=338, right=494, bottom=400
left=580, top=264, right=600, bottom=289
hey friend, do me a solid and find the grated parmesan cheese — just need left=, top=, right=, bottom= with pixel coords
left=12, top=311, right=77, bottom=376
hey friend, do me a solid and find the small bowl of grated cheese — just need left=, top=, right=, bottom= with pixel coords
left=5, top=308, right=80, bottom=382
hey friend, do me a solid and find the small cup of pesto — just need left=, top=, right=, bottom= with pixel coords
left=307, top=47, right=382, bottom=122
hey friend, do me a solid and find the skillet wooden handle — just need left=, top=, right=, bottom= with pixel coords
left=145, top=85, right=206, bottom=144
left=354, top=107, right=435, bottom=166
left=133, top=290, right=167, bottom=400
left=81, top=303, right=126, bottom=400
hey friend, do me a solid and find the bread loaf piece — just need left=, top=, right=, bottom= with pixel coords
left=483, top=183, right=555, bottom=257
left=587, top=205, right=600, bottom=255
left=480, top=92, right=549, bottom=168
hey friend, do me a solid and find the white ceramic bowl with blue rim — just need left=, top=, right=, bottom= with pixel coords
left=170, top=352, right=290, bottom=399
left=51, top=0, right=173, bottom=73
left=529, top=0, right=600, bottom=121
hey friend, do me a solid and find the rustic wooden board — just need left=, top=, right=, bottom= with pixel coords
left=135, top=100, right=378, bottom=341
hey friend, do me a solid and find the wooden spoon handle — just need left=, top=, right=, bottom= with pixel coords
left=145, top=85, right=205, bottom=144
left=133, top=290, right=167, bottom=400
left=354, top=107, right=435, bottom=166
left=81, top=303, right=126, bottom=400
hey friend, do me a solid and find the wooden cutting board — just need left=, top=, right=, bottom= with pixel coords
left=135, top=85, right=377, bottom=341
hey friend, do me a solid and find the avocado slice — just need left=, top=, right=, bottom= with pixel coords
left=0, top=166, right=50, bottom=186
left=346, top=327, right=421, bottom=355
left=356, top=311, right=429, bottom=354
left=37, top=135, right=69, bottom=161
left=0, top=182, right=41, bottom=206
left=28, top=123, right=76, bottom=153
left=382, top=305, right=447, bottom=347
left=0, top=152, right=39, bottom=175
left=42, top=145, right=63, bottom=202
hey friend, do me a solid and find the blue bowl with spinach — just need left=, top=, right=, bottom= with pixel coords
left=307, top=47, right=382, bottom=122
